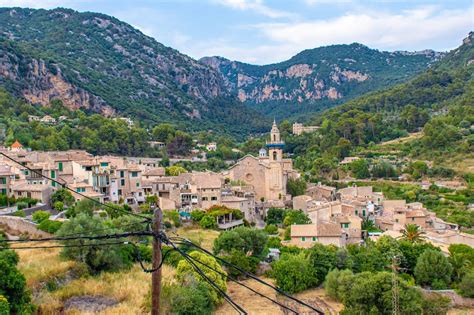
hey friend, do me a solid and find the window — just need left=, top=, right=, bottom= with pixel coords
left=312, top=237, right=316, bottom=241
left=355, top=210, right=358, bottom=215
left=412, top=217, right=415, bottom=221
left=58, top=162, right=63, bottom=172
left=24, top=170, right=29, bottom=175
left=211, top=196, right=217, bottom=201
left=342, top=223, right=349, bottom=228
left=131, top=172, right=138, bottom=177
left=118, top=189, right=122, bottom=196
left=120, top=171, right=125, bottom=178
left=202, top=197, right=208, bottom=201
left=50, top=170, right=55, bottom=179
left=301, top=237, right=306, bottom=241
left=120, top=179, right=125, bottom=186
left=76, top=187, right=85, bottom=193
left=0, top=188, right=6, bottom=195
left=100, top=162, right=109, bottom=167
left=136, top=182, right=140, bottom=187
left=362, top=210, right=366, bottom=217
left=0, top=177, right=6, bottom=184
left=395, top=219, right=399, bottom=223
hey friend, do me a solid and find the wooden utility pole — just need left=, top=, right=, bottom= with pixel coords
left=151, top=206, right=162, bottom=315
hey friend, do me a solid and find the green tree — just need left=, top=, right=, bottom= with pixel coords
left=176, top=251, right=227, bottom=305
left=266, top=208, right=286, bottom=225
left=264, top=224, right=278, bottom=235
left=50, top=188, right=75, bottom=206
left=350, top=159, right=370, bottom=179
left=165, top=165, right=187, bottom=176
left=213, top=227, right=268, bottom=258
left=32, top=210, right=50, bottom=223
left=308, top=244, right=338, bottom=285
left=458, top=270, right=474, bottom=298
left=165, top=282, right=213, bottom=314
left=324, top=269, right=354, bottom=302
left=56, top=214, right=132, bottom=273
left=401, top=224, right=425, bottom=243
left=271, top=253, right=316, bottom=294
left=0, top=250, right=31, bottom=314
left=415, top=250, right=453, bottom=289
left=342, top=272, right=423, bottom=315
left=38, top=219, right=63, bottom=234
left=283, top=210, right=311, bottom=227
left=0, top=295, right=9, bottom=315
left=199, top=215, right=217, bottom=229
left=287, top=178, right=307, bottom=197
left=53, top=201, right=64, bottom=212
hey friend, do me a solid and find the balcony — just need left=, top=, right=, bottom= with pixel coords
left=218, top=219, right=244, bottom=230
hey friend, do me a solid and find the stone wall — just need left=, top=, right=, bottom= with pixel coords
left=0, top=215, right=51, bottom=238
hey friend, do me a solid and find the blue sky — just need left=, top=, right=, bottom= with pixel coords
left=1, top=0, right=473, bottom=64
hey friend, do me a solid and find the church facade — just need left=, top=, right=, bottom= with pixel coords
left=225, top=121, right=298, bottom=202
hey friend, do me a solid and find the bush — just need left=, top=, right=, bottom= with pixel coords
left=264, top=224, right=278, bottom=235
left=50, top=188, right=75, bottom=206
left=421, top=293, right=451, bottom=315
left=176, top=251, right=227, bottom=305
left=160, top=281, right=213, bottom=314
left=324, top=269, right=354, bottom=301
left=271, top=253, right=316, bottom=294
left=199, top=215, right=217, bottom=229
left=11, top=210, right=25, bottom=217
left=53, top=201, right=64, bottom=212
left=0, top=250, right=32, bottom=314
left=56, top=214, right=132, bottom=273
left=222, top=249, right=256, bottom=279
left=459, top=270, right=474, bottom=298
left=213, top=227, right=268, bottom=258
left=190, top=210, right=205, bottom=222
left=267, top=236, right=282, bottom=249
left=16, top=202, right=28, bottom=210
left=266, top=208, right=286, bottom=225
left=414, top=250, right=452, bottom=288
left=0, top=295, right=9, bottom=315
left=38, top=220, right=63, bottom=234
left=163, top=210, right=181, bottom=227
left=32, top=210, right=50, bottom=223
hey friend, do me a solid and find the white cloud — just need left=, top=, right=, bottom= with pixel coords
left=213, top=0, right=296, bottom=18
left=0, top=0, right=69, bottom=8
left=253, top=5, right=473, bottom=52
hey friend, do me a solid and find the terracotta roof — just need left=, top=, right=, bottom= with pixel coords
left=10, top=140, right=23, bottom=149
left=143, top=168, right=166, bottom=176
left=406, top=210, right=427, bottom=218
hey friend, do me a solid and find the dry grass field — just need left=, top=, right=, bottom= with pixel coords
left=174, top=226, right=220, bottom=251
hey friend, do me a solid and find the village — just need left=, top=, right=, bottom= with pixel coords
left=1, top=121, right=471, bottom=252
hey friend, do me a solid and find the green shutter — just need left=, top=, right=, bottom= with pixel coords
left=58, top=162, right=63, bottom=172
left=301, top=237, right=306, bottom=241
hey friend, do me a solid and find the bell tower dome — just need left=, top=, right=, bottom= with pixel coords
left=266, top=120, right=285, bottom=161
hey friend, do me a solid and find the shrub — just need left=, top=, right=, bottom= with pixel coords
left=267, top=236, right=282, bottom=249
left=221, top=249, right=256, bottom=279
left=176, top=251, right=227, bottom=305
left=160, top=281, right=213, bottom=314
left=213, top=227, right=268, bottom=258
left=0, top=295, right=9, bottom=315
left=32, top=210, right=50, bottom=223
left=264, top=224, right=278, bottom=235
left=50, top=188, right=74, bottom=206
left=459, top=270, right=474, bottom=298
left=421, top=293, right=451, bottom=315
left=266, top=208, right=286, bottom=225
left=53, top=201, right=64, bottom=212
left=415, top=250, right=452, bottom=288
left=163, top=210, right=181, bottom=227
left=199, top=215, right=217, bottom=229
left=190, top=210, right=205, bottom=222
left=271, top=253, right=316, bottom=294
left=56, top=213, right=132, bottom=273
left=16, top=202, right=28, bottom=210
left=11, top=210, right=25, bottom=217
left=0, top=250, right=31, bottom=314
left=38, top=220, right=63, bottom=234
left=324, top=269, right=354, bottom=302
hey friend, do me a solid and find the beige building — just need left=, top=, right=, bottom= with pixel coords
left=290, top=223, right=346, bottom=247
left=225, top=121, right=297, bottom=202
left=292, top=122, right=319, bottom=135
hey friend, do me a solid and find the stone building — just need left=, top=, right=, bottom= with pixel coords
left=224, top=121, right=297, bottom=202
left=292, top=122, right=320, bottom=135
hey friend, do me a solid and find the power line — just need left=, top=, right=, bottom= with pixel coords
left=0, top=152, right=151, bottom=221
left=5, top=240, right=131, bottom=250
left=169, top=240, right=247, bottom=314
left=170, top=237, right=324, bottom=315
left=1, top=231, right=153, bottom=243
left=172, top=240, right=299, bottom=314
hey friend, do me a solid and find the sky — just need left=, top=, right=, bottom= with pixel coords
left=1, top=0, right=473, bottom=64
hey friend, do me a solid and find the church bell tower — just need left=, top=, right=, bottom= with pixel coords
left=266, top=120, right=285, bottom=161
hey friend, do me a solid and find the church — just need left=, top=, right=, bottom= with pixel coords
left=225, top=121, right=298, bottom=202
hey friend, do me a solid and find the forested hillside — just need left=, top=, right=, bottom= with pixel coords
left=279, top=32, right=473, bottom=176
left=0, top=7, right=268, bottom=136
left=202, top=43, right=442, bottom=119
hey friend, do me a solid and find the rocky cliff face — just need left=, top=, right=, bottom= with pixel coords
left=0, top=8, right=239, bottom=129
left=201, top=44, right=443, bottom=116
left=0, top=43, right=114, bottom=115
